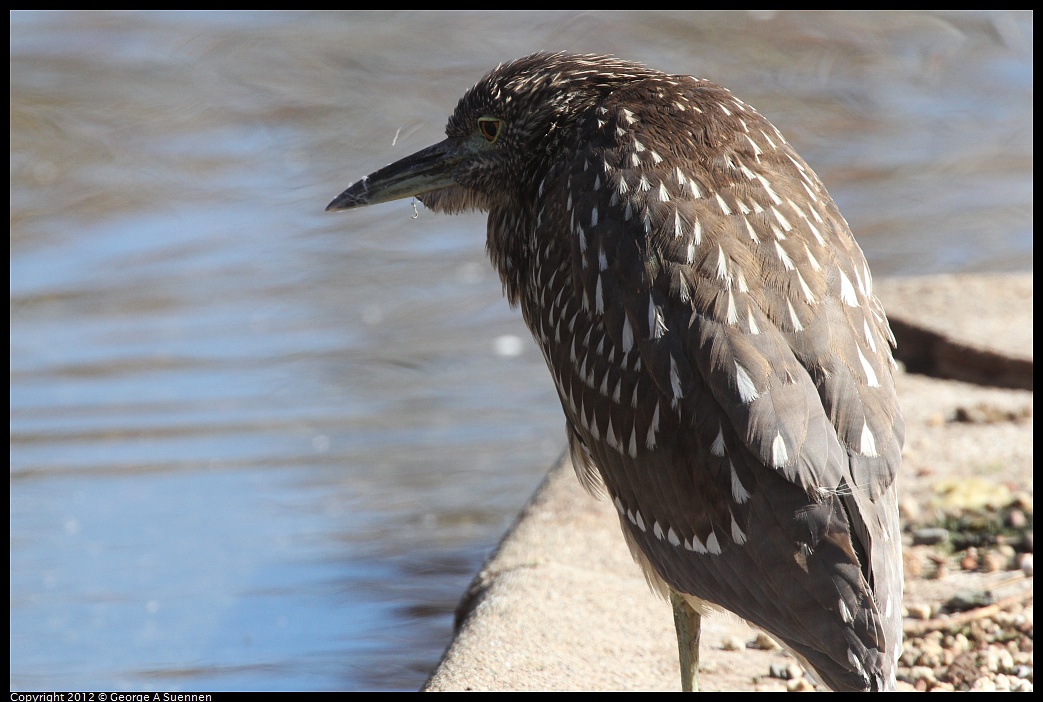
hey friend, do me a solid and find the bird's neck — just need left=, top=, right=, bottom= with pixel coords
left=485, top=198, right=535, bottom=308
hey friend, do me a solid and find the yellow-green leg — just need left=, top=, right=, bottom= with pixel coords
left=671, top=589, right=702, bottom=692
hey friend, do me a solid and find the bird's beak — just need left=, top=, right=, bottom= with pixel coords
left=326, top=138, right=466, bottom=211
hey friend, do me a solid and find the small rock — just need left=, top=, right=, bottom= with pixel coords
left=918, top=639, right=945, bottom=669
left=909, top=665, right=937, bottom=687
left=985, top=646, right=1015, bottom=674
left=946, top=589, right=994, bottom=612
left=970, top=676, right=997, bottom=691
left=721, top=635, right=746, bottom=652
left=912, top=527, right=950, bottom=546
left=751, top=632, right=781, bottom=651
left=786, top=677, right=816, bottom=692
left=992, top=674, right=1012, bottom=692
left=907, top=603, right=932, bottom=620
left=769, top=661, right=803, bottom=680
left=980, top=550, right=1007, bottom=573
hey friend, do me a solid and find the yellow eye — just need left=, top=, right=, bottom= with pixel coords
left=477, top=116, right=503, bottom=143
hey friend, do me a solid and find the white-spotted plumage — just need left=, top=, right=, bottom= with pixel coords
left=330, top=51, right=904, bottom=692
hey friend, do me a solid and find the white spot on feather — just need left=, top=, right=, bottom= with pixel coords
left=839, top=270, right=859, bottom=307
left=863, top=319, right=877, bottom=353
left=771, top=432, right=789, bottom=468
left=807, top=220, right=824, bottom=246
left=716, top=245, right=728, bottom=280
left=747, top=308, right=760, bottom=335
left=706, top=531, right=722, bottom=555
left=735, top=362, right=759, bottom=403
left=756, top=174, right=782, bottom=205
left=710, top=427, right=726, bottom=457
left=645, top=402, right=660, bottom=449
left=858, top=346, right=880, bottom=387
left=796, top=270, right=816, bottom=304
left=730, top=461, right=750, bottom=503
left=804, top=243, right=822, bottom=271
left=860, top=421, right=879, bottom=457
left=730, top=515, right=747, bottom=545
left=744, top=217, right=759, bottom=243
left=744, top=134, right=762, bottom=159
left=787, top=299, right=804, bottom=332
left=669, top=355, right=683, bottom=400
left=649, top=298, right=667, bottom=338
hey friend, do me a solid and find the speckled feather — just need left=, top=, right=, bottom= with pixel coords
left=356, top=52, right=904, bottom=691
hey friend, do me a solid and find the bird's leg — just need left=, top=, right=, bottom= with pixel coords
left=670, top=589, right=702, bottom=692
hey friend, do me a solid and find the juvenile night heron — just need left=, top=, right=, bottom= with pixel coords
left=328, top=52, right=904, bottom=691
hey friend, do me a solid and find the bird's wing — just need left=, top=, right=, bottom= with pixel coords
left=532, top=75, right=903, bottom=690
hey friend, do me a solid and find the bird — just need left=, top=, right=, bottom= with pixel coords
left=327, top=51, right=904, bottom=692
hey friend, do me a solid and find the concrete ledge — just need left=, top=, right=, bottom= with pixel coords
left=423, top=273, right=1034, bottom=691
left=877, top=273, right=1033, bottom=390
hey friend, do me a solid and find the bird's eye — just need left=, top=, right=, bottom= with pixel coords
left=477, top=116, right=503, bottom=143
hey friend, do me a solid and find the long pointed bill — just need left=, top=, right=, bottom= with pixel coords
left=326, top=138, right=466, bottom=211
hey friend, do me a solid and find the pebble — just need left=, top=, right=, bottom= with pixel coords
left=720, top=635, right=746, bottom=652
left=750, top=632, right=781, bottom=651
left=906, top=603, right=932, bottom=620
left=912, top=527, right=950, bottom=546
left=769, top=661, right=803, bottom=681
left=786, top=677, right=816, bottom=692
left=980, top=550, right=1007, bottom=573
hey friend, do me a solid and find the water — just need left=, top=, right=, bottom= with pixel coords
left=10, top=10, right=1033, bottom=691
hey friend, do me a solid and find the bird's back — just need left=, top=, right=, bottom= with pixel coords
left=507, top=69, right=903, bottom=691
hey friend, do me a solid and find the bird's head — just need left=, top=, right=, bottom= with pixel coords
left=327, top=52, right=656, bottom=216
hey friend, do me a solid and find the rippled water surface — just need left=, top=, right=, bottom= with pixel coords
left=10, top=10, right=1032, bottom=691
